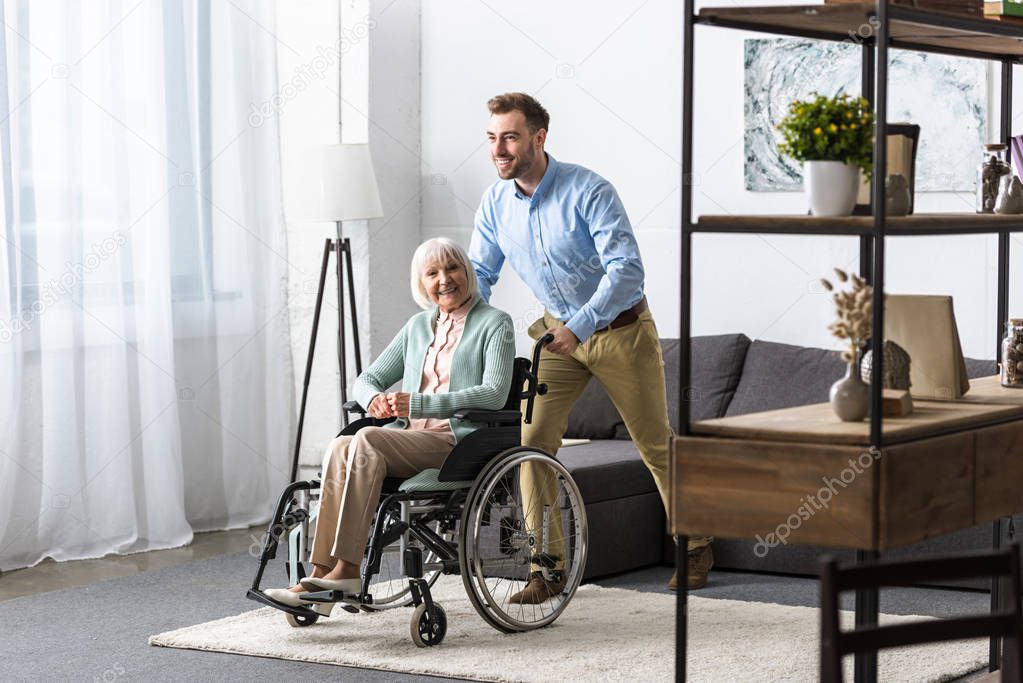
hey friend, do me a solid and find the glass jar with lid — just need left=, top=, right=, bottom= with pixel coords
left=1001, top=318, right=1023, bottom=387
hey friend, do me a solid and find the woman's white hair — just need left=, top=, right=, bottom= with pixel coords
left=409, top=237, right=480, bottom=310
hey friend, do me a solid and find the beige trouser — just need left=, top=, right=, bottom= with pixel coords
left=520, top=309, right=711, bottom=570
left=311, top=426, right=453, bottom=568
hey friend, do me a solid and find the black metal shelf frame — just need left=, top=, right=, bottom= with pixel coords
left=676, top=3, right=1017, bottom=683
left=696, top=4, right=1023, bottom=64
left=691, top=221, right=1023, bottom=236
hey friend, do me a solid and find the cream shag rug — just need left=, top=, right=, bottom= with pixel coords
left=150, top=577, right=987, bottom=682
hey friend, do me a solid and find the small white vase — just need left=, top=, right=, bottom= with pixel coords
left=804, top=161, right=860, bottom=217
left=830, top=359, right=869, bottom=422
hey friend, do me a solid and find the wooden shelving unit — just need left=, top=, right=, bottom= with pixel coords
left=675, top=3, right=1023, bottom=682
left=690, top=397, right=1023, bottom=445
left=696, top=212, right=1023, bottom=235
left=698, top=2, right=1023, bottom=61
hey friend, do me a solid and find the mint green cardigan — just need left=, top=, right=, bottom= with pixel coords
left=352, top=298, right=515, bottom=443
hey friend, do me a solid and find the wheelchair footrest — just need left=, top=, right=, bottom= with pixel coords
left=300, top=589, right=361, bottom=610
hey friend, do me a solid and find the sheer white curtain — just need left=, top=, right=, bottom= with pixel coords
left=0, top=0, right=294, bottom=570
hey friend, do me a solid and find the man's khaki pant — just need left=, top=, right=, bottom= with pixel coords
left=311, top=427, right=453, bottom=568
left=520, top=309, right=711, bottom=570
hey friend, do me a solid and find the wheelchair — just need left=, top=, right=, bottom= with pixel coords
left=246, top=334, right=588, bottom=647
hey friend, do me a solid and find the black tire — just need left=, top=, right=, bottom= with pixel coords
left=458, top=447, right=587, bottom=634
left=409, top=602, right=447, bottom=647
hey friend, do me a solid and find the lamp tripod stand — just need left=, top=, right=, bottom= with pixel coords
left=290, top=222, right=362, bottom=483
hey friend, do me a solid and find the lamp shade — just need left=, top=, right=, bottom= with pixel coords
left=304, top=143, right=384, bottom=221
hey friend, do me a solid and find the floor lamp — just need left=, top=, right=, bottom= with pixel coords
left=290, top=143, right=383, bottom=483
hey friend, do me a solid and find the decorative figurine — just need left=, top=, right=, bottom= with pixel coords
left=885, top=174, right=911, bottom=217
left=860, top=340, right=912, bottom=390
left=978, top=143, right=1011, bottom=213
left=995, top=176, right=1023, bottom=214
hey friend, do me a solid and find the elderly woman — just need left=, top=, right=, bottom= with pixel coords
left=266, top=237, right=514, bottom=606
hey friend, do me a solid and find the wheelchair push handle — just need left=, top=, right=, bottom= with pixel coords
left=523, top=333, right=554, bottom=425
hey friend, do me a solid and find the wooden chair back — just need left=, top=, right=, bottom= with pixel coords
left=819, top=545, right=1023, bottom=682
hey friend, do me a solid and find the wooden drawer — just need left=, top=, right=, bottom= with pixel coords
left=672, top=431, right=979, bottom=551
left=975, top=421, right=1023, bottom=523
left=670, top=436, right=876, bottom=550
left=878, top=432, right=974, bottom=550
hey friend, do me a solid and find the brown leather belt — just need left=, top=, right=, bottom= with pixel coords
left=592, top=297, right=647, bottom=334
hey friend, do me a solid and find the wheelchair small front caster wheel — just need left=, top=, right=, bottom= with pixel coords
left=410, top=602, right=447, bottom=647
left=285, top=611, right=319, bottom=628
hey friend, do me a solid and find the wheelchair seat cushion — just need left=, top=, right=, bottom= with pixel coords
left=398, top=468, right=474, bottom=493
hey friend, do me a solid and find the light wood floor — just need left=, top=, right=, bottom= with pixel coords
left=0, top=525, right=264, bottom=602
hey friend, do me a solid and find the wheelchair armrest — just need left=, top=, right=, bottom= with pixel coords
left=453, top=409, right=522, bottom=426
left=343, top=400, right=365, bottom=414
left=337, top=414, right=396, bottom=437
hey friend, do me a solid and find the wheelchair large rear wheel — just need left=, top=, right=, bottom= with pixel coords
left=458, top=447, right=587, bottom=633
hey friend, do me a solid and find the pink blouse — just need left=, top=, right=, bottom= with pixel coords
left=407, top=299, right=472, bottom=442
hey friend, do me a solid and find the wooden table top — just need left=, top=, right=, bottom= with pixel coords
left=948, top=374, right=1023, bottom=404
left=691, top=378, right=1023, bottom=445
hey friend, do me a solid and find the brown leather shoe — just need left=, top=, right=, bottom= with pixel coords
left=508, top=571, right=566, bottom=604
left=669, top=545, right=714, bottom=591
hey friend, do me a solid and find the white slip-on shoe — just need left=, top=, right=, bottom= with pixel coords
left=264, top=588, right=308, bottom=607
left=299, top=576, right=362, bottom=594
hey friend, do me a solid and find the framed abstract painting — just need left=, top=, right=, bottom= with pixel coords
left=744, top=38, right=988, bottom=194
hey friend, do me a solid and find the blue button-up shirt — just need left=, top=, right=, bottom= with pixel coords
left=469, top=154, right=645, bottom=342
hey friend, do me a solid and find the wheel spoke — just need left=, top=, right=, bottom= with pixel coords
left=461, top=450, right=587, bottom=632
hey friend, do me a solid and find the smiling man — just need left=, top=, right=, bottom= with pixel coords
left=469, top=92, right=712, bottom=600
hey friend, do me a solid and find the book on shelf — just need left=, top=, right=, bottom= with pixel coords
left=985, top=1, right=1023, bottom=18
left=826, top=0, right=983, bottom=15
left=884, top=295, right=970, bottom=400
left=854, top=123, right=919, bottom=216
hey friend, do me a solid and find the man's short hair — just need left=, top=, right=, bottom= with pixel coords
left=487, top=92, right=550, bottom=133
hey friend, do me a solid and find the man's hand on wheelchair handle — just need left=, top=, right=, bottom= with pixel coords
left=545, top=326, right=579, bottom=355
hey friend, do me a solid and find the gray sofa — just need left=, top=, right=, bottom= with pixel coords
left=558, top=334, right=1018, bottom=585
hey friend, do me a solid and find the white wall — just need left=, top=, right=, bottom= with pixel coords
left=278, top=0, right=421, bottom=466
left=419, top=0, right=1007, bottom=361
left=366, top=0, right=421, bottom=353
left=279, top=0, right=1019, bottom=464
left=277, top=1, right=346, bottom=466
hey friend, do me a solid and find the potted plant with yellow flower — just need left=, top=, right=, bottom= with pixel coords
left=778, top=93, right=874, bottom=217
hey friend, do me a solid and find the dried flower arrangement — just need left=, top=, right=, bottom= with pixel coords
left=820, top=268, right=873, bottom=362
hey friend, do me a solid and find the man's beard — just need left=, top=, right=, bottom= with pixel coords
left=495, top=149, right=534, bottom=179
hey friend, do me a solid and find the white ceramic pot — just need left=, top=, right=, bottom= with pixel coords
left=804, top=160, right=860, bottom=217
left=830, top=359, right=869, bottom=422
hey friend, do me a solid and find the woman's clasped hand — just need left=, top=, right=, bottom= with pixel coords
left=367, top=392, right=411, bottom=419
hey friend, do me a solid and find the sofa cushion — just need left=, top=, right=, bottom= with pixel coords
left=661, top=334, right=753, bottom=429
left=965, top=357, right=997, bottom=380
left=557, top=440, right=656, bottom=503
left=725, top=340, right=846, bottom=416
left=583, top=492, right=665, bottom=579
left=564, top=334, right=751, bottom=440
left=725, top=340, right=997, bottom=418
